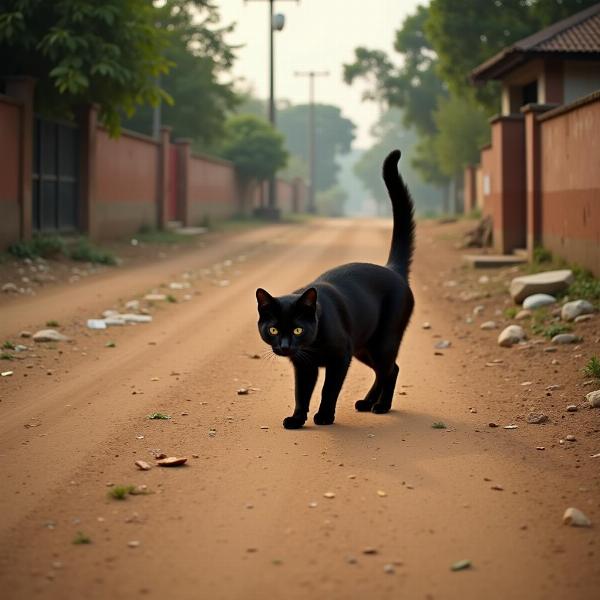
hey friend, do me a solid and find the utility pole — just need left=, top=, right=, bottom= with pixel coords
left=294, top=70, right=329, bottom=213
left=245, top=0, right=299, bottom=219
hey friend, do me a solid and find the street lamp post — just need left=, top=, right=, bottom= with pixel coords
left=294, top=70, right=329, bottom=213
left=245, top=0, right=298, bottom=219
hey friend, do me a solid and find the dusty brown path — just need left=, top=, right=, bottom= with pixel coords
left=0, top=219, right=598, bottom=600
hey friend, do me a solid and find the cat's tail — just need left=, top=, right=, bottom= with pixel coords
left=383, top=149, right=415, bottom=281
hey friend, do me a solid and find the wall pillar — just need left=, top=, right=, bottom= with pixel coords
left=157, top=126, right=172, bottom=230
left=489, top=115, right=526, bottom=254
left=521, top=103, right=557, bottom=261
left=463, top=165, right=477, bottom=214
left=78, top=104, right=98, bottom=239
left=174, top=138, right=191, bottom=226
left=5, top=76, right=35, bottom=240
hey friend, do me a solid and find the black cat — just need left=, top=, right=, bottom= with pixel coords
left=255, top=149, right=415, bottom=429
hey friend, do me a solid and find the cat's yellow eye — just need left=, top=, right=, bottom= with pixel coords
left=269, top=327, right=279, bottom=335
left=293, top=327, right=303, bottom=336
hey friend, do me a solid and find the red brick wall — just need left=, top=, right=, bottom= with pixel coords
left=539, top=94, right=600, bottom=275
left=187, top=153, right=238, bottom=224
left=0, top=95, right=21, bottom=246
left=94, top=128, right=159, bottom=238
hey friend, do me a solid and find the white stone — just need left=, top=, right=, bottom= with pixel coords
left=563, top=507, right=592, bottom=527
left=124, top=300, right=140, bottom=311
left=480, top=321, right=497, bottom=330
left=87, top=319, right=107, bottom=330
left=33, top=329, right=69, bottom=342
left=473, top=305, right=485, bottom=316
left=2, top=282, right=19, bottom=293
left=102, top=309, right=120, bottom=318
left=522, top=294, right=556, bottom=310
left=103, top=317, right=126, bottom=326
left=144, top=293, right=167, bottom=301
left=515, top=309, right=532, bottom=320
left=510, top=270, right=573, bottom=303
left=561, top=300, right=594, bottom=322
left=118, top=314, right=153, bottom=323
left=551, top=333, right=580, bottom=344
left=586, top=390, right=600, bottom=408
left=574, top=314, right=593, bottom=323
left=498, top=325, right=526, bottom=347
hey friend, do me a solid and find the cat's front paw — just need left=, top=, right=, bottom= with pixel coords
left=371, top=402, right=391, bottom=414
left=354, top=399, right=374, bottom=412
left=283, top=415, right=305, bottom=429
left=313, top=412, right=335, bottom=426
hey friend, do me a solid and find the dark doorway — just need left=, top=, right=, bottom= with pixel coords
left=32, top=117, right=79, bottom=233
left=522, top=81, right=538, bottom=106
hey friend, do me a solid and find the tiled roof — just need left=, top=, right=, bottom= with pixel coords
left=472, top=3, right=600, bottom=81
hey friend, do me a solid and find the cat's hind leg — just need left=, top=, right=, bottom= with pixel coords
left=354, top=349, right=382, bottom=412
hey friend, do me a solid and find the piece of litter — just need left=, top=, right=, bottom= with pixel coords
left=323, top=492, right=335, bottom=499
left=451, top=559, right=471, bottom=572
left=1, top=371, right=14, bottom=377
left=504, top=424, right=518, bottom=430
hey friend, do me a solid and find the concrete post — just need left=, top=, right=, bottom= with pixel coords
left=5, top=77, right=35, bottom=240
left=157, top=126, right=172, bottom=230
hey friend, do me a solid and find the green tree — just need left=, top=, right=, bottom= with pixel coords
left=0, top=0, right=171, bottom=133
left=277, top=104, right=355, bottom=192
left=125, top=0, right=237, bottom=146
left=221, top=114, right=288, bottom=184
left=344, top=6, right=446, bottom=137
left=426, top=0, right=598, bottom=110
left=432, top=93, right=489, bottom=177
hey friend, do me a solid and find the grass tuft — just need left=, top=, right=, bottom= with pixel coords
left=166, top=294, right=177, bottom=303
left=2, top=341, right=15, bottom=350
left=1, top=352, right=14, bottom=360
left=73, top=531, right=92, bottom=545
left=8, top=235, right=65, bottom=259
left=147, top=412, right=171, bottom=420
left=431, top=422, right=447, bottom=429
left=108, top=485, right=135, bottom=500
left=504, top=307, right=518, bottom=319
left=583, top=356, right=600, bottom=379
left=46, top=320, right=59, bottom=327
left=68, top=239, right=117, bottom=266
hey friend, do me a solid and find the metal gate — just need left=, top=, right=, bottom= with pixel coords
left=32, top=117, right=79, bottom=233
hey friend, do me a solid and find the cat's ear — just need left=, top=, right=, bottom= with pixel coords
left=256, top=288, right=274, bottom=309
left=297, top=287, right=317, bottom=310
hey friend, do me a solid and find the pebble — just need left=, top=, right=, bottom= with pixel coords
left=522, top=293, right=556, bottom=310
left=561, top=300, right=594, bottom=322
left=585, top=390, right=600, bottom=408
left=451, top=559, right=471, bottom=571
left=488, top=422, right=499, bottom=428
left=491, top=484, right=504, bottom=491
left=156, top=456, right=188, bottom=467
left=237, top=388, right=249, bottom=395
left=346, top=556, right=358, bottom=564
left=498, top=325, right=526, bottom=347
left=527, top=413, right=549, bottom=424
left=422, top=322, right=431, bottom=329
left=134, top=460, right=152, bottom=471
left=473, top=305, right=484, bottom=316
left=566, top=405, right=578, bottom=412
left=128, top=540, right=141, bottom=548
left=377, top=490, right=387, bottom=497
left=323, top=492, right=335, bottom=499
left=565, top=434, right=576, bottom=442
left=480, top=321, right=497, bottom=330
left=86, top=319, right=107, bottom=330
left=383, top=564, right=395, bottom=574
left=308, top=502, right=318, bottom=508
left=1, top=371, right=14, bottom=377
left=504, top=424, right=518, bottom=429
left=362, top=547, right=378, bottom=555
left=144, top=293, right=167, bottom=301
left=434, top=340, right=451, bottom=349
left=33, top=329, right=69, bottom=343
left=574, top=314, right=593, bottom=323
left=2, top=282, right=18, bottom=293
left=563, top=507, right=592, bottom=527
left=20, top=331, right=32, bottom=338
left=551, top=333, right=580, bottom=344
left=515, top=310, right=532, bottom=320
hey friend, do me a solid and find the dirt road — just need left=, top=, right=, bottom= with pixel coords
left=0, top=219, right=598, bottom=600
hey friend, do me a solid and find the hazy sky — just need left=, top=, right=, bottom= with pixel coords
left=217, top=0, right=424, bottom=148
